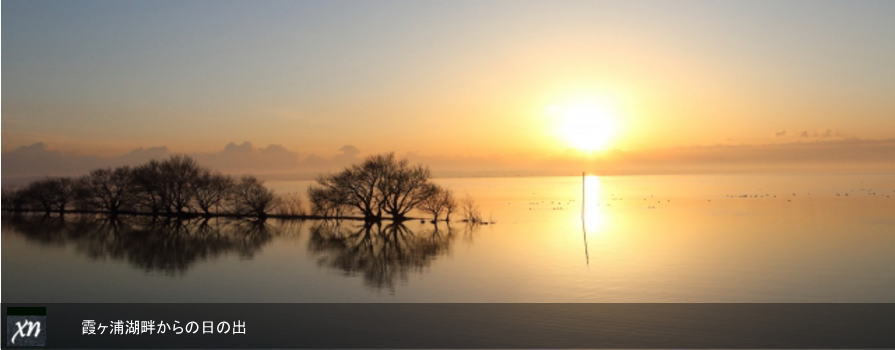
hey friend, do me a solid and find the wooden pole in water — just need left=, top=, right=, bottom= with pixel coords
left=581, top=172, right=590, bottom=266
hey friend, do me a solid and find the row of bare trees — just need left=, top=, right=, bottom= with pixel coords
left=3, top=156, right=278, bottom=218
left=3, top=153, right=482, bottom=223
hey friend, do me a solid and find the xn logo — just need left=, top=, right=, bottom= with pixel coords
left=6, top=307, right=46, bottom=347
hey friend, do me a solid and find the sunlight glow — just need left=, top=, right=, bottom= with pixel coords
left=583, top=175, right=606, bottom=234
left=548, top=98, right=620, bottom=152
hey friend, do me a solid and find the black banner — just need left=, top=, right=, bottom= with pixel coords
left=3, top=303, right=894, bottom=348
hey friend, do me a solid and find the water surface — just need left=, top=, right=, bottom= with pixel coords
left=3, top=174, right=894, bottom=302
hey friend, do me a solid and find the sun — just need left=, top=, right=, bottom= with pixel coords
left=548, top=98, right=620, bottom=152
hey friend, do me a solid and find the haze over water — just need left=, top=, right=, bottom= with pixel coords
left=4, top=173, right=893, bottom=302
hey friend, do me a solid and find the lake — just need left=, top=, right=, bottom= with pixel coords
left=3, top=174, right=894, bottom=302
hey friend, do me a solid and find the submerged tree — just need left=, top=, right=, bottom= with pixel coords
left=230, top=176, right=276, bottom=219
left=130, top=155, right=202, bottom=215
left=307, top=185, right=348, bottom=217
left=274, top=193, right=306, bottom=216
left=158, top=155, right=202, bottom=215
left=2, top=188, right=28, bottom=212
left=48, top=178, right=76, bottom=214
left=131, top=160, right=166, bottom=215
left=378, top=159, right=436, bottom=220
left=77, top=167, right=136, bottom=215
left=19, top=177, right=75, bottom=214
left=418, top=185, right=457, bottom=222
left=443, top=191, right=457, bottom=222
left=308, top=153, right=446, bottom=221
left=19, top=182, right=51, bottom=214
left=461, top=194, right=483, bottom=223
left=190, top=170, right=233, bottom=216
left=309, top=154, right=393, bottom=220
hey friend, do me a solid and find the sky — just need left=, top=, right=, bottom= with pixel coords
left=2, top=0, right=894, bottom=177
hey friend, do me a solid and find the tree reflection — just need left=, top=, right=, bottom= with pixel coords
left=5, top=213, right=479, bottom=289
left=307, top=221, right=458, bottom=290
left=4, top=214, right=280, bottom=275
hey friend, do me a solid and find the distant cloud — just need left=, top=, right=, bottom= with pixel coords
left=198, top=141, right=302, bottom=172
left=338, top=145, right=360, bottom=159
left=1, top=142, right=166, bottom=181
left=1, top=141, right=365, bottom=185
left=223, top=141, right=254, bottom=153
left=798, top=129, right=843, bottom=139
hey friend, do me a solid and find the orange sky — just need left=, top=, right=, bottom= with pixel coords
left=3, top=1, right=894, bottom=172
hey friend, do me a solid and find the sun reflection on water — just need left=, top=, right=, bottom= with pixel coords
left=583, top=175, right=607, bottom=235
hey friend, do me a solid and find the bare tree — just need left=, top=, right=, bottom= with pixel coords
left=274, top=193, right=306, bottom=216
left=378, top=160, right=435, bottom=220
left=418, top=185, right=456, bottom=222
left=308, top=186, right=348, bottom=217
left=131, top=160, right=165, bottom=215
left=20, top=178, right=75, bottom=214
left=131, top=156, right=201, bottom=216
left=190, top=170, right=232, bottom=216
left=230, top=176, right=276, bottom=219
left=21, top=180, right=54, bottom=214
left=158, top=155, right=201, bottom=215
left=443, top=190, right=457, bottom=222
left=309, top=153, right=450, bottom=221
left=2, top=188, right=28, bottom=212
left=308, top=153, right=395, bottom=220
left=79, top=167, right=135, bottom=215
left=461, top=194, right=482, bottom=223
left=49, top=177, right=76, bottom=214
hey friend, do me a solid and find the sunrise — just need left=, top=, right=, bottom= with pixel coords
left=1, top=0, right=894, bottom=348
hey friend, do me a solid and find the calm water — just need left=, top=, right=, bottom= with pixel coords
left=3, top=174, right=894, bottom=302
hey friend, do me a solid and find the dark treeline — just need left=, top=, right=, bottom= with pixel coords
left=2, top=155, right=277, bottom=219
left=3, top=153, right=483, bottom=223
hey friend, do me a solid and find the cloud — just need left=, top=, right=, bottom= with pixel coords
left=799, top=129, right=842, bottom=138
left=1, top=142, right=167, bottom=181
left=337, top=145, right=360, bottom=159
left=223, top=141, right=254, bottom=153
left=197, top=142, right=302, bottom=173
left=1, top=142, right=364, bottom=185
